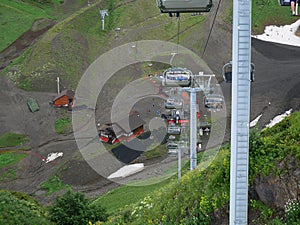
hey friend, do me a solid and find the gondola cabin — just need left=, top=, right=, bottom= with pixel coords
left=164, top=98, right=183, bottom=109
left=167, top=123, right=181, bottom=135
left=204, top=94, right=224, bottom=110
left=222, top=62, right=255, bottom=83
left=162, top=67, right=192, bottom=87
left=167, top=142, right=178, bottom=155
left=156, top=0, right=213, bottom=13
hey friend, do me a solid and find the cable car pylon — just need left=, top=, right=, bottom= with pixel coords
left=229, top=0, right=252, bottom=223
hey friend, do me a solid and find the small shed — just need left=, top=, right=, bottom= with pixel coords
left=51, top=90, right=75, bottom=109
left=99, top=112, right=145, bottom=144
left=114, top=112, right=145, bottom=139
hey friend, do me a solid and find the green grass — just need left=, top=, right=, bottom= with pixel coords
left=93, top=178, right=171, bottom=215
left=55, top=117, right=71, bottom=134
left=0, top=0, right=54, bottom=51
left=0, top=190, right=52, bottom=224
left=0, top=132, right=26, bottom=148
left=2, top=0, right=299, bottom=92
left=249, top=111, right=300, bottom=182
left=252, top=0, right=296, bottom=34
left=101, top=112, right=300, bottom=224
left=0, top=169, right=17, bottom=181
left=221, top=0, right=298, bottom=34
left=5, top=0, right=207, bottom=92
left=0, top=152, right=27, bottom=169
left=143, top=144, right=168, bottom=159
left=41, top=175, right=70, bottom=195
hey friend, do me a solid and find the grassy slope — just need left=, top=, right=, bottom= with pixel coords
left=0, top=0, right=54, bottom=52
left=100, top=111, right=300, bottom=224
left=2, top=0, right=298, bottom=92
left=4, top=0, right=206, bottom=91
left=93, top=179, right=171, bottom=215
left=0, top=190, right=52, bottom=224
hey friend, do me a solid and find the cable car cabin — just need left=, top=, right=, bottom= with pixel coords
left=156, top=0, right=213, bottom=13
left=164, top=98, right=183, bottom=109
left=162, top=67, right=192, bottom=87
left=204, top=94, right=224, bottom=110
left=167, top=142, right=178, bottom=155
left=222, top=62, right=255, bottom=83
left=167, top=124, right=181, bottom=135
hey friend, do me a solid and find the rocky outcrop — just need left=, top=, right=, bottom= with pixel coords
left=254, top=156, right=300, bottom=209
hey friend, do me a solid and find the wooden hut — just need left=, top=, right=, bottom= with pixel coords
left=51, top=90, right=75, bottom=110
left=99, top=112, right=145, bottom=144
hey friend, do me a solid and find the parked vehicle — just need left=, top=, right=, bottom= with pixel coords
left=27, top=98, right=39, bottom=112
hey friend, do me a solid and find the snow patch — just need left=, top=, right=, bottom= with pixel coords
left=108, top=163, right=144, bottom=179
left=252, top=19, right=300, bottom=47
left=265, top=109, right=292, bottom=128
left=250, top=114, right=262, bottom=128
left=43, top=152, right=63, bottom=163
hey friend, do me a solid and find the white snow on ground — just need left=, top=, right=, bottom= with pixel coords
left=108, top=163, right=144, bottom=179
left=252, top=19, right=300, bottom=47
left=43, top=152, right=63, bottom=163
left=250, top=114, right=262, bottom=128
left=265, top=109, right=292, bottom=128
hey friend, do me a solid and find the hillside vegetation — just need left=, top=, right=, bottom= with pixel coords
left=2, top=0, right=298, bottom=92
left=3, top=0, right=207, bottom=92
left=0, top=111, right=299, bottom=224
left=0, top=0, right=86, bottom=52
left=98, top=111, right=300, bottom=224
left=1, top=0, right=300, bottom=224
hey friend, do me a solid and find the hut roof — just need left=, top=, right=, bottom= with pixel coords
left=101, top=112, right=145, bottom=136
left=53, top=90, right=75, bottom=102
left=116, top=112, right=145, bottom=133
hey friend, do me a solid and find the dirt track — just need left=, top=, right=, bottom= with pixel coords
left=0, top=0, right=300, bottom=206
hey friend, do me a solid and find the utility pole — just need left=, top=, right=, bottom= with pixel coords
left=56, top=77, right=60, bottom=94
left=178, top=146, right=181, bottom=179
left=100, top=10, right=108, bottom=30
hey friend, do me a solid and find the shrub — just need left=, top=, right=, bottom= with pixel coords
left=49, top=190, right=108, bottom=225
left=284, top=199, right=300, bottom=224
left=0, top=190, right=51, bottom=225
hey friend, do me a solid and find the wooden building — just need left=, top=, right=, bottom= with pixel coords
left=99, top=112, right=145, bottom=144
left=51, top=90, right=75, bottom=110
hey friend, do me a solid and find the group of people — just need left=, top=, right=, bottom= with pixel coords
left=291, top=0, right=299, bottom=16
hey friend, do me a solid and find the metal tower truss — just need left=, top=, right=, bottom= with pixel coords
left=230, top=0, right=252, bottom=223
left=182, top=73, right=215, bottom=170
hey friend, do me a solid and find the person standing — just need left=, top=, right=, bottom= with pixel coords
left=291, top=0, right=298, bottom=16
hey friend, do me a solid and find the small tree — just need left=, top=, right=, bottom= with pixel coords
left=49, top=190, right=108, bottom=225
